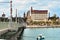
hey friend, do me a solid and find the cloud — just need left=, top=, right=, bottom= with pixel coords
left=12, top=0, right=60, bottom=17
left=47, top=1, right=60, bottom=8
left=0, top=0, right=60, bottom=17
left=0, top=0, right=4, bottom=2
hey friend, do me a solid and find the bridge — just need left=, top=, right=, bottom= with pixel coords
left=0, top=18, right=26, bottom=40
left=0, top=1, right=26, bottom=40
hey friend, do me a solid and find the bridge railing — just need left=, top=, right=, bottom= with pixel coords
left=0, top=22, right=9, bottom=30
left=0, top=22, right=22, bottom=30
left=0, top=21, right=26, bottom=31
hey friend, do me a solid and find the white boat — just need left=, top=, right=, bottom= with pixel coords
left=37, top=34, right=45, bottom=40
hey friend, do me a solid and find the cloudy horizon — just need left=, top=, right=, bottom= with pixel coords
left=0, top=0, right=60, bottom=17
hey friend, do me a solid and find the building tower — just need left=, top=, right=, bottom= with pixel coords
left=30, top=7, right=33, bottom=16
left=49, top=12, right=50, bottom=18
left=31, top=7, right=33, bottom=11
left=24, top=12, right=25, bottom=18
left=2, top=12, right=5, bottom=22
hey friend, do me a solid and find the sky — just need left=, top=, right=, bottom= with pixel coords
left=0, top=0, right=60, bottom=17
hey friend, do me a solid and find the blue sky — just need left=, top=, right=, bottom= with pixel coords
left=0, top=0, right=60, bottom=17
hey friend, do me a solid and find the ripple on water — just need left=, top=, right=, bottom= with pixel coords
left=20, top=28, right=60, bottom=40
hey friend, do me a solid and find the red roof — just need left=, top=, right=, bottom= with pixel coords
left=31, top=10, right=48, bottom=14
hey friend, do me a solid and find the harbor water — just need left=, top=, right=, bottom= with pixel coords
left=20, top=28, right=60, bottom=40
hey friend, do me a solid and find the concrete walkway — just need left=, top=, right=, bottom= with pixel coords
left=0, top=28, right=9, bottom=36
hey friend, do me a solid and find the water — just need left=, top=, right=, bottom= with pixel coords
left=20, top=28, right=60, bottom=40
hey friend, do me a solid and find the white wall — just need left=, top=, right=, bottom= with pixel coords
left=31, top=13, right=48, bottom=21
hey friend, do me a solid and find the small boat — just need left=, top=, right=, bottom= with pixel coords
left=37, top=34, right=45, bottom=40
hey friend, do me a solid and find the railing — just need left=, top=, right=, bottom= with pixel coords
left=0, top=22, right=9, bottom=30
left=0, top=22, right=26, bottom=31
left=0, top=22, right=20, bottom=30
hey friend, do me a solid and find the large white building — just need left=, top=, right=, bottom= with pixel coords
left=26, top=7, right=48, bottom=22
left=31, top=10, right=48, bottom=21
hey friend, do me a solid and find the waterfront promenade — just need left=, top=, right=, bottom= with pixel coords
left=27, top=25, right=60, bottom=28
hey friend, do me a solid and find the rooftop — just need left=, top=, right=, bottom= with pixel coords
left=31, top=7, right=48, bottom=14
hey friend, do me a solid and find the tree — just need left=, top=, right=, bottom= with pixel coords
left=52, top=14, right=57, bottom=24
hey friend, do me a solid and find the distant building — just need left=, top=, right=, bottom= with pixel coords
left=0, top=17, right=21, bottom=22
left=2, top=13, right=5, bottom=18
left=26, top=7, right=48, bottom=23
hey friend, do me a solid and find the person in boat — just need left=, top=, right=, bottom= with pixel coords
left=37, top=34, right=45, bottom=40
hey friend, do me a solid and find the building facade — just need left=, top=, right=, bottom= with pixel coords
left=31, top=10, right=48, bottom=21
left=26, top=7, right=48, bottom=23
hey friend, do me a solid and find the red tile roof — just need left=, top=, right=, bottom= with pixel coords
left=31, top=10, right=48, bottom=14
